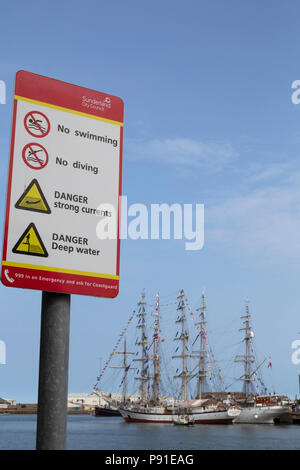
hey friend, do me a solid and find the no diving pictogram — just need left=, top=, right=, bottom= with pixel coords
left=24, top=111, right=50, bottom=138
left=22, top=143, right=49, bottom=170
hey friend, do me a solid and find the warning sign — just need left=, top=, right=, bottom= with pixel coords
left=2, top=71, right=124, bottom=297
left=15, top=179, right=51, bottom=214
left=24, top=110, right=50, bottom=138
left=12, top=223, right=48, bottom=257
left=22, top=143, right=49, bottom=170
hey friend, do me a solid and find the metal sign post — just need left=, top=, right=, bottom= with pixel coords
left=36, top=291, right=70, bottom=450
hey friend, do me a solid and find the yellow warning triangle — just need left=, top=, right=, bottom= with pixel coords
left=12, top=223, right=48, bottom=257
left=15, top=179, right=51, bottom=214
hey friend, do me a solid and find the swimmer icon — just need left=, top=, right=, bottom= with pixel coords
left=24, top=111, right=50, bottom=138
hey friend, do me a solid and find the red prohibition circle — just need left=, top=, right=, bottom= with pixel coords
left=22, top=143, right=49, bottom=170
left=24, top=110, right=51, bottom=138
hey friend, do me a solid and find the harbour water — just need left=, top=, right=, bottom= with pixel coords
left=0, top=414, right=299, bottom=450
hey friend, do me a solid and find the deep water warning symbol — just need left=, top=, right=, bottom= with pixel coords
left=12, top=223, right=48, bottom=257
left=15, top=179, right=51, bottom=214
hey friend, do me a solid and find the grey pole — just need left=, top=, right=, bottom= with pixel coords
left=36, top=291, right=71, bottom=450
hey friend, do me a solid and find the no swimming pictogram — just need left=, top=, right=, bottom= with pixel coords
left=22, top=143, right=49, bottom=170
left=24, top=110, right=50, bottom=138
left=12, top=222, right=48, bottom=257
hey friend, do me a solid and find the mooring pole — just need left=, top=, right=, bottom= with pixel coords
left=36, top=291, right=71, bottom=450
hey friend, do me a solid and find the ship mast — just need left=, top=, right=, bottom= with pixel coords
left=133, top=291, right=148, bottom=404
left=235, top=299, right=255, bottom=400
left=195, top=291, right=207, bottom=400
left=150, top=293, right=160, bottom=404
left=110, top=337, right=135, bottom=403
left=173, top=289, right=189, bottom=401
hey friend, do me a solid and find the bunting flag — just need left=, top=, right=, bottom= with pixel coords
left=94, top=309, right=136, bottom=386
left=268, top=361, right=272, bottom=368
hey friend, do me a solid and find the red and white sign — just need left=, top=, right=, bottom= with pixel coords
left=1, top=71, right=124, bottom=298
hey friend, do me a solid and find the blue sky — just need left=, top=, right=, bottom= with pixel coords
left=1, top=0, right=300, bottom=402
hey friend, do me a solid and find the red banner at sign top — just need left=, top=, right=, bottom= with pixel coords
left=15, top=70, right=124, bottom=124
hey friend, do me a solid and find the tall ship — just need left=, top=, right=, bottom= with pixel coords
left=93, top=336, right=135, bottom=417
left=118, top=290, right=235, bottom=424
left=93, top=312, right=135, bottom=418
left=229, top=300, right=288, bottom=424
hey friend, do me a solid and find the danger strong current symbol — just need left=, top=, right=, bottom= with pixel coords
left=22, top=143, right=49, bottom=170
left=24, top=111, right=50, bottom=138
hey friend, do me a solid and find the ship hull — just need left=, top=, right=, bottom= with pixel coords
left=119, top=407, right=233, bottom=424
left=94, top=406, right=121, bottom=417
left=233, top=405, right=288, bottom=424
